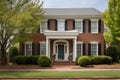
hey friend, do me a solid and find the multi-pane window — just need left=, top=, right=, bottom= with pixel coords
left=91, top=19, right=98, bottom=33
left=58, top=19, right=65, bottom=31
left=40, top=20, right=47, bottom=33
left=77, top=43, right=83, bottom=57
left=25, top=42, right=32, bottom=56
left=75, top=19, right=82, bottom=33
left=91, top=43, right=98, bottom=56
left=40, top=42, right=46, bottom=55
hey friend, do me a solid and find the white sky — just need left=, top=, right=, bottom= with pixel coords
left=42, top=0, right=108, bottom=12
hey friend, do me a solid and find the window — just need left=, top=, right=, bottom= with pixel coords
left=40, top=20, right=47, bottom=33
left=91, top=43, right=98, bottom=56
left=75, top=19, right=83, bottom=33
left=77, top=42, right=83, bottom=57
left=58, top=19, right=65, bottom=31
left=25, top=42, right=32, bottom=56
left=40, top=42, right=46, bottom=55
left=91, top=19, right=98, bottom=33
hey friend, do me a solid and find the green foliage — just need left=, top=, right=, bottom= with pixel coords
left=106, top=46, right=119, bottom=62
left=38, top=55, right=51, bottom=67
left=91, top=56, right=112, bottom=64
left=78, top=56, right=91, bottom=67
left=9, top=47, right=19, bottom=63
left=103, top=0, right=120, bottom=44
left=0, top=0, right=43, bottom=64
left=14, top=55, right=39, bottom=65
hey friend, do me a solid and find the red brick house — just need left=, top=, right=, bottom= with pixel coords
left=19, top=8, right=104, bottom=61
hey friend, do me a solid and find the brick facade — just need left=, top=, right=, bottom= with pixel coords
left=19, top=19, right=104, bottom=57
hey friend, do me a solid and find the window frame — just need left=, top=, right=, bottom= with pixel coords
left=40, top=42, right=46, bottom=55
left=90, top=19, right=98, bottom=34
left=57, top=19, right=65, bottom=31
left=40, top=19, right=47, bottom=33
left=75, top=19, right=83, bottom=33
left=90, top=42, right=98, bottom=56
left=25, top=42, right=32, bottom=56
left=77, top=42, right=83, bottom=57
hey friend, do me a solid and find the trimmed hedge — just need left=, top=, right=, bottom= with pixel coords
left=38, top=55, right=51, bottom=67
left=14, top=55, right=39, bottom=65
left=91, top=56, right=112, bottom=64
left=78, top=56, right=91, bottom=67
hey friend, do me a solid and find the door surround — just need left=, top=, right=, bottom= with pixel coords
left=53, top=40, right=69, bottom=61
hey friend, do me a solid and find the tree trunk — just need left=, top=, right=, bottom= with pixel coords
left=0, top=50, right=8, bottom=65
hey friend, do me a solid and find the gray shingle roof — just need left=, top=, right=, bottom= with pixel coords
left=43, top=8, right=102, bottom=19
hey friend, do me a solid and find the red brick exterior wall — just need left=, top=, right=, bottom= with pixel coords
left=19, top=19, right=104, bottom=56
left=49, top=19, right=56, bottom=30
left=66, top=19, right=74, bottom=30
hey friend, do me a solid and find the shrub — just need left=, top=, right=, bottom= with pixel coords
left=14, top=55, right=39, bottom=65
left=78, top=56, right=91, bottom=67
left=106, top=46, right=119, bottom=62
left=38, top=55, right=51, bottom=67
left=9, top=47, right=19, bottom=63
left=91, top=56, right=112, bottom=64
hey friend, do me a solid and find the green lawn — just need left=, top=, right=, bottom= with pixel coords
left=0, top=71, right=120, bottom=78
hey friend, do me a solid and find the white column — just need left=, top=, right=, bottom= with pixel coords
left=46, top=37, right=49, bottom=57
left=48, top=39, right=50, bottom=57
left=73, top=37, right=77, bottom=61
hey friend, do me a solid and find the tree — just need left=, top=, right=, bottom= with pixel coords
left=103, top=0, right=120, bottom=44
left=0, top=0, right=43, bottom=65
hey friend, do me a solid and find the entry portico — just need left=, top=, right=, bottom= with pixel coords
left=44, top=30, right=79, bottom=61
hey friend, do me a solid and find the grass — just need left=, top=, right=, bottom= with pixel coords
left=0, top=71, right=120, bottom=78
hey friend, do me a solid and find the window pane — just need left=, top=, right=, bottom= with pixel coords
left=41, top=21, right=47, bottom=32
left=75, top=21, right=81, bottom=32
left=40, top=43, right=46, bottom=55
left=91, top=44, right=97, bottom=56
left=58, top=21, right=64, bottom=31
left=91, top=21, right=97, bottom=32
left=26, top=43, right=32, bottom=56
left=77, top=44, right=82, bottom=57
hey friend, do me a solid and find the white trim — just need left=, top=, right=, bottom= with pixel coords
left=90, top=41, right=98, bottom=56
left=57, top=19, right=65, bottom=31
left=40, top=19, right=47, bottom=33
left=75, top=19, right=83, bottom=33
left=90, top=19, right=98, bottom=34
left=53, top=40, right=69, bottom=61
left=40, top=41, right=46, bottom=55
left=25, top=41, right=32, bottom=56
left=77, top=41, right=83, bottom=56
left=73, top=37, right=77, bottom=61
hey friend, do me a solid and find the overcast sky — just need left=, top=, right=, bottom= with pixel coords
left=42, top=0, right=108, bottom=12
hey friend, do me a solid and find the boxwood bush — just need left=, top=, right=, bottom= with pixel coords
left=14, top=55, right=39, bottom=65
left=38, top=55, right=51, bottom=67
left=78, top=56, right=91, bottom=67
left=91, top=56, right=112, bottom=64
